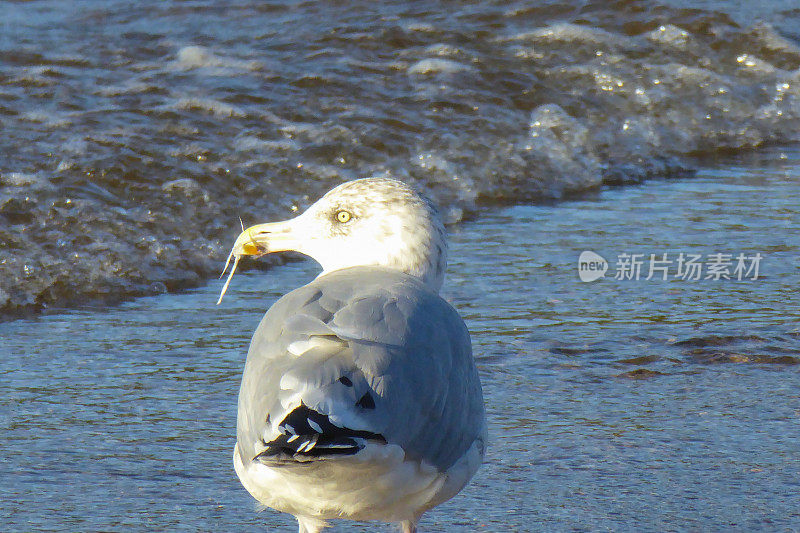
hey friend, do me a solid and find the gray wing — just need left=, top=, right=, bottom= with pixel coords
left=236, top=266, right=486, bottom=472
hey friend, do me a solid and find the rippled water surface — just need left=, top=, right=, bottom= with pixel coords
left=2, top=147, right=799, bottom=531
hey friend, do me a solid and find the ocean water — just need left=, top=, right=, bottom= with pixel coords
left=1, top=146, right=799, bottom=531
left=1, top=0, right=800, bottom=314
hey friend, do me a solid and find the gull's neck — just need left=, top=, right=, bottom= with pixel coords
left=313, top=215, right=448, bottom=293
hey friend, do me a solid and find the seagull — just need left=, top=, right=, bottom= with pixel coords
left=220, top=178, right=487, bottom=533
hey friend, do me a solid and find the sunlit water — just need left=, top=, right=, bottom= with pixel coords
left=2, top=148, right=798, bottom=531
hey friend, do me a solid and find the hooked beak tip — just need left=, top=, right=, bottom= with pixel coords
left=233, top=219, right=298, bottom=258
left=241, top=241, right=263, bottom=255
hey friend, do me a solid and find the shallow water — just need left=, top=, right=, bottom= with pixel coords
left=3, top=0, right=800, bottom=314
left=2, top=147, right=798, bottom=532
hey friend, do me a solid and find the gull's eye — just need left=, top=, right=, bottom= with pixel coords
left=335, top=210, right=352, bottom=224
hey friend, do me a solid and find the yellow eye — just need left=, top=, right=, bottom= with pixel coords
left=336, top=210, right=352, bottom=223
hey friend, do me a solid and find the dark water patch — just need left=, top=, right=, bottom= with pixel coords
left=616, top=354, right=662, bottom=365
left=671, top=332, right=800, bottom=365
left=683, top=350, right=799, bottom=365
left=674, top=333, right=769, bottom=347
left=549, top=344, right=611, bottom=357
left=616, top=368, right=666, bottom=379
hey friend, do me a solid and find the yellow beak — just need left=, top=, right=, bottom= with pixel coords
left=230, top=219, right=301, bottom=257
left=216, top=217, right=305, bottom=305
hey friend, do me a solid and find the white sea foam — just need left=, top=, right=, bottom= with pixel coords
left=0, top=172, right=53, bottom=191
left=173, top=45, right=262, bottom=72
left=423, top=44, right=463, bottom=57
left=175, top=97, right=246, bottom=118
left=234, top=136, right=299, bottom=152
left=96, top=83, right=158, bottom=97
left=408, top=58, right=473, bottom=75
left=645, top=24, right=693, bottom=49
left=502, top=22, right=636, bottom=49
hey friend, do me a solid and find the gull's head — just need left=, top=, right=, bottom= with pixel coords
left=229, top=178, right=447, bottom=291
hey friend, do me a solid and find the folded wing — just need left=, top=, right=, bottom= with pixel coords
left=236, top=267, right=485, bottom=473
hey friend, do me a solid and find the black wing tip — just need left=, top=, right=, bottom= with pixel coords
left=255, top=404, right=386, bottom=463
left=255, top=436, right=364, bottom=461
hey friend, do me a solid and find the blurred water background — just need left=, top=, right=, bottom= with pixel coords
left=1, top=1, right=799, bottom=531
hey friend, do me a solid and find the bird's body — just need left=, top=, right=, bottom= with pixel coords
left=221, top=178, right=486, bottom=532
